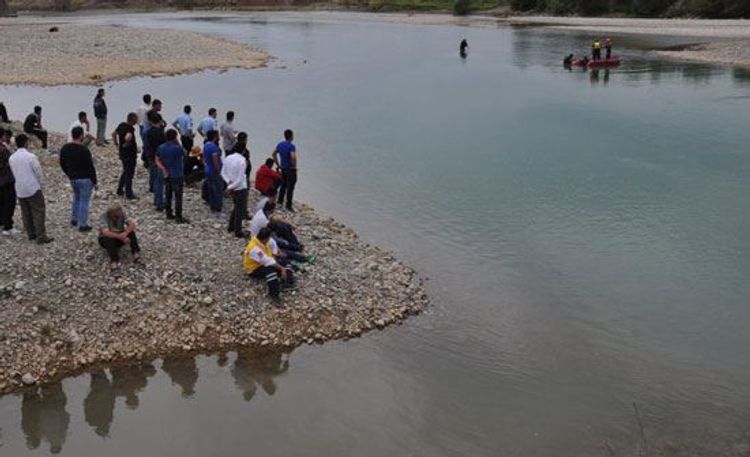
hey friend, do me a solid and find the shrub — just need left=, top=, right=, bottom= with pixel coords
left=454, top=0, right=471, bottom=15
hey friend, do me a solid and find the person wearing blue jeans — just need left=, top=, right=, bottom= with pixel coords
left=144, top=112, right=166, bottom=211
left=202, top=130, right=224, bottom=215
left=156, top=129, right=190, bottom=224
left=59, top=126, right=97, bottom=232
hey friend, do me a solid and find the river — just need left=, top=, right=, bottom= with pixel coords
left=0, top=11, right=749, bottom=456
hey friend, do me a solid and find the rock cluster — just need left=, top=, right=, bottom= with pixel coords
left=0, top=128, right=428, bottom=394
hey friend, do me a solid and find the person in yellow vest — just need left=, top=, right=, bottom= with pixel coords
left=592, top=39, right=602, bottom=61
left=243, top=227, right=295, bottom=301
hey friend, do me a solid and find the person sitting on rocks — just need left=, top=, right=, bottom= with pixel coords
left=243, top=227, right=295, bottom=301
left=250, top=201, right=315, bottom=265
left=68, top=111, right=95, bottom=147
left=184, top=145, right=205, bottom=185
left=23, top=106, right=48, bottom=152
left=98, top=203, right=141, bottom=273
left=255, top=158, right=282, bottom=197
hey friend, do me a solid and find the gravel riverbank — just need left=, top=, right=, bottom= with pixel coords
left=0, top=125, right=428, bottom=394
left=0, top=22, right=268, bottom=85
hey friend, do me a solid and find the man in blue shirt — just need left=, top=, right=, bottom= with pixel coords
left=202, top=130, right=224, bottom=216
left=156, top=129, right=189, bottom=223
left=172, top=105, right=195, bottom=154
left=272, top=129, right=298, bottom=212
left=197, top=108, right=218, bottom=140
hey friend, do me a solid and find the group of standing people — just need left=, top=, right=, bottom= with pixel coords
left=1, top=91, right=312, bottom=299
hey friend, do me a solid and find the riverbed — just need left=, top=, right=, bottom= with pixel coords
left=0, top=11, right=749, bottom=456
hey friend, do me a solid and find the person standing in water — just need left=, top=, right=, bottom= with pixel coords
left=592, top=39, right=602, bottom=61
left=460, top=39, right=469, bottom=57
left=604, top=37, right=613, bottom=59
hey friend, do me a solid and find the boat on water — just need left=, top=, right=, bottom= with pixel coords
left=570, top=56, right=623, bottom=69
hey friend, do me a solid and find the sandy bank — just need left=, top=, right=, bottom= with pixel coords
left=0, top=124, right=427, bottom=394
left=502, top=16, right=750, bottom=69
left=0, top=22, right=268, bottom=86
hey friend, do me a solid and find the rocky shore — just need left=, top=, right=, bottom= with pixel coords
left=0, top=125, right=428, bottom=394
left=0, top=22, right=268, bottom=85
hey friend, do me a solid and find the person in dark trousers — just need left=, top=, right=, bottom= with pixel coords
left=98, top=203, right=141, bottom=274
left=93, top=88, right=108, bottom=146
left=23, top=106, right=48, bottom=151
left=203, top=129, right=224, bottom=216
left=172, top=105, right=195, bottom=153
left=605, top=37, right=613, bottom=59
left=144, top=111, right=167, bottom=210
left=222, top=143, right=248, bottom=237
left=0, top=102, right=9, bottom=123
left=460, top=39, right=468, bottom=57
left=156, top=129, right=189, bottom=223
left=137, top=93, right=151, bottom=138
left=232, top=131, right=252, bottom=184
left=8, top=134, right=53, bottom=244
left=243, top=227, right=295, bottom=302
left=60, top=126, right=98, bottom=231
left=0, top=127, right=18, bottom=235
left=112, top=112, right=139, bottom=200
left=272, top=129, right=298, bottom=212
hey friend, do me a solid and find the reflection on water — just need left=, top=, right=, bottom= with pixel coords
left=21, top=384, right=69, bottom=454
left=1, top=12, right=750, bottom=457
left=8, top=352, right=289, bottom=454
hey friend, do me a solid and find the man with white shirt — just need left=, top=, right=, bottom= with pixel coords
left=8, top=134, right=53, bottom=244
left=137, top=93, right=151, bottom=136
left=221, top=146, right=248, bottom=238
left=68, top=111, right=95, bottom=147
left=197, top=108, right=218, bottom=139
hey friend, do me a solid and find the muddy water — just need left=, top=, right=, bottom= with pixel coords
left=1, top=12, right=749, bottom=456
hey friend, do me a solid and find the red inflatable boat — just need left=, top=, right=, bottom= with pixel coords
left=570, top=56, right=622, bottom=69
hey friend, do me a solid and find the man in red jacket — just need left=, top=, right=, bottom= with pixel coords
left=254, top=158, right=282, bottom=197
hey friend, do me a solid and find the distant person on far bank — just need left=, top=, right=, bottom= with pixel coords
left=272, top=129, right=298, bottom=212
left=23, top=106, right=48, bottom=152
left=197, top=108, right=218, bottom=139
left=9, top=134, right=53, bottom=244
left=98, top=203, right=141, bottom=274
left=172, top=105, right=195, bottom=153
left=60, top=126, right=98, bottom=232
left=0, top=127, right=19, bottom=236
left=113, top=112, right=139, bottom=200
left=93, top=88, right=108, bottom=146
left=156, top=129, right=190, bottom=223
left=68, top=111, right=95, bottom=147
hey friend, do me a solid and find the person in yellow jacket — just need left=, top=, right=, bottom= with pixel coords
left=592, top=39, right=602, bottom=61
left=244, top=227, right=294, bottom=301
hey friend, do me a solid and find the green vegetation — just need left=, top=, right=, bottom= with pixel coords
left=510, top=0, right=750, bottom=17
left=333, top=0, right=504, bottom=12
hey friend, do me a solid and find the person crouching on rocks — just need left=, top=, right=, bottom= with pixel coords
left=244, top=227, right=295, bottom=302
left=98, top=203, right=141, bottom=274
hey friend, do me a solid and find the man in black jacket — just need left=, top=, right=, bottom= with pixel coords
left=60, top=127, right=98, bottom=231
left=93, top=88, right=108, bottom=146
left=23, top=106, right=48, bottom=151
